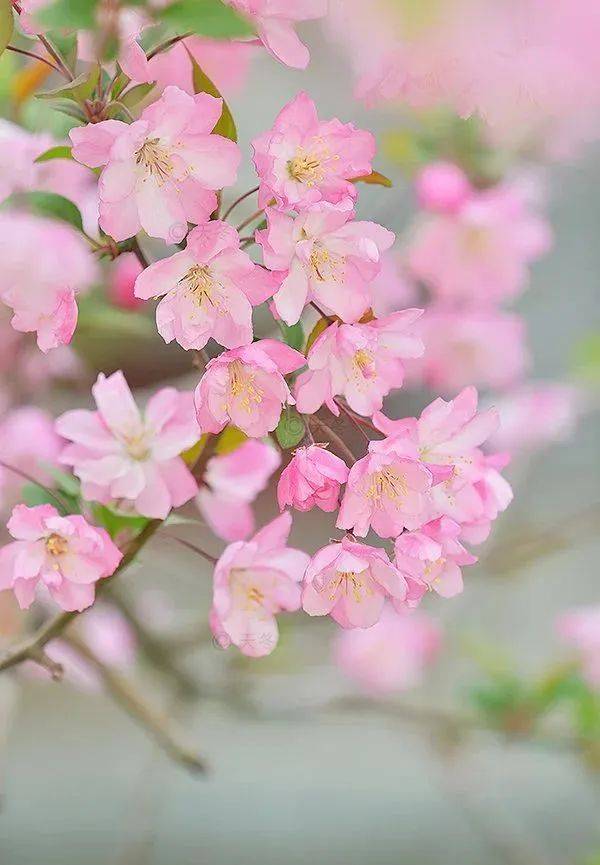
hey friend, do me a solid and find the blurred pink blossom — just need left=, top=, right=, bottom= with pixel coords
left=488, top=383, right=581, bottom=453
left=557, top=607, right=600, bottom=690
left=0, top=407, right=63, bottom=511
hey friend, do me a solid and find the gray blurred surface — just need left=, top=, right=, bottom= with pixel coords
left=1, top=24, right=600, bottom=865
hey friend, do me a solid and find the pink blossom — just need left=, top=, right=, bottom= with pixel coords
left=557, top=607, right=600, bottom=690
left=294, top=311, right=423, bottom=417
left=69, top=86, right=240, bottom=243
left=252, top=92, right=375, bottom=209
left=211, top=512, right=310, bottom=657
left=337, top=438, right=433, bottom=538
left=277, top=445, right=349, bottom=513
left=226, top=1, right=327, bottom=69
left=407, top=183, right=552, bottom=304
left=56, top=371, right=199, bottom=519
left=395, top=517, right=477, bottom=602
left=458, top=452, right=514, bottom=545
left=488, top=383, right=581, bottom=453
left=108, top=253, right=144, bottom=310
left=369, top=251, right=418, bottom=318
left=415, top=161, right=472, bottom=214
left=197, top=440, right=281, bottom=541
left=194, top=339, right=305, bottom=438
left=0, top=504, right=122, bottom=612
left=334, top=606, right=441, bottom=694
left=134, top=221, right=276, bottom=350
left=406, top=307, right=529, bottom=393
left=0, top=212, right=98, bottom=351
left=0, top=407, right=63, bottom=511
left=302, top=537, right=407, bottom=628
left=257, top=203, right=394, bottom=325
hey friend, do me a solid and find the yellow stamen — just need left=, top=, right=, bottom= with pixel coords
left=135, top=137, right=174, bottom=184
left=45, top=533, right=68, bottom=557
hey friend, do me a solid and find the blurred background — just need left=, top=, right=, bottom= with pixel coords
left=0, top=7, right=599, bottom=865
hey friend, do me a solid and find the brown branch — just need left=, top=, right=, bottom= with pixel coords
left=5, top=45, right=62, bottom=74
left=235, top=208, right=264, bottom=234
left=222, top=186, right=259, bottom=222
left=37, top=34, right=74, bottom=81
left=308, top=415, right=357, bottom=467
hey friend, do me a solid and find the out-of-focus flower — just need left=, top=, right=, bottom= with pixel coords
left=70, top=86, right=240, bottom=242
left=197, top=440, right=281, bottom=541
left=487, top=383, right=581, bottom=453
left=0, top=407, right=63, bottom=511
left=294, top=311, right=423, bottom=417
left=211, top=512, right=310, bottom=657
left=334, top=606, right=441, bottom=694
left=557, top=607, right=600, bottom=690
left=0, top=212, right=98, bottom=352
left=0, top=504, right=121, bottom=611
left=257, top=203, right=394, bottom=325
left=368, top=251, right=418, bottom=318
left=252, top=92, right=375, bottom=209
left=302, top=536, right=407, bottom=628
left=108, top=253, right=144, bottom=311
left=414, top=161, right=473, bottom=214
left=277, top=445, right=349, bottom=513
left=57, top=371, right=199, bottom=519
left=134, top=221, right=276, bottom=350
left=144, top=37, right=256, bottom=97
left=194, top=340, right=305, bottom=438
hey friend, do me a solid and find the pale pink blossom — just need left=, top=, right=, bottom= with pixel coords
left=294, top=311, right=423, bottom=417
left=407, top=183, right=551, bottom=304
left=488, top=383, right=581, bottom=453
left=395, top=517, right=477, bottom=603
left=337, top=438, right=433, bottom=538
left=302, top=537, right=407, bottom=628
left=70, top=86, right=240, bottom=243
left=56, top=371, right=199, bottom=519
left=557, top=607, right=600, bottom=690
left=415, top=161, right=473, bottom=214
left=257, top=203, right=394, bottom=325
left=0, top=504, right=122, bottom=612
left=197, top=440, right=281, bottom=541
left=369, top=251, right=418, bottom=318
left=0, top=212, right=98, bottom=351
left=458, top=451, right=514, bottom=545
left=0, top=407, right=63, bottom=511
left=334, top=606, right=441, bottom=694
left=252, top=92, right=375, bottom=209
left=406, top=307, right=529, bottom=393
left=108, top=253, right=144, bottom=310
left=146, top=37, right=256, bottom=97
left=226, top=1, right=327, bottom=69
left=194, top=339, right=305, bottom=438
left=211, top=512, right=309, bottom=657
left=134, top=221, right=276, bottom=350
left=277, top=445, right=349, bottom=513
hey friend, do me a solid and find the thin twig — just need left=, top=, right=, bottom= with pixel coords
left=222, top=186, right=259, bottom=222
left=0, top=459, right=71, bottom=513
left=164, top=534, right=218, bottom=566
left=236, top=208, right=264, bottom=234
left=146, top=32, right=193, bottom=61
left=5, top=45, right=62, bottom=74
left=64, top=632, right=207, bottom=773
left=308, top=415, right=357, bottom=466
left=130, top=237, right=150, bottom=269
left=37, top=34, right=74, bottom=81
left=333, top=399, right=373, bottom=444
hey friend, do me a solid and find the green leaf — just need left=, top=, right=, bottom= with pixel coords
left=34, top=145, right=73, bottom=164
left=573, top=331, right=600, bottom=382
left=92, top=503, right=150, bottom=539
left=215, top=426, right=247, bottom=455
left=21, top=482, right=59, bottom=508
left=0, top=0, right=14, bottom=61
left=37, top=64, right=100, bottom=105
left=278, top=321, right=304, bottom=352
left=120, top=81, right=156, bottom=110
left=21, top=190, right=84, bottom=231
left=160, top=0, right=253, bottom=39
left=188, top=50, right=237, bottom=141
left=38, top=0, right=98, bottom=30
left=110, top=70, right=130, bottom=100
left=275, top=408, right=305, bottom=450
left=42, top=465, right=81, bottom=498
left=305, top=317, right=330, bottom=354
left=351, top=170, right=393, bottom=188
left=76, top=298, right=156, bottom=340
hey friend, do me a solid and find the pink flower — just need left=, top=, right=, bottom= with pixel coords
left=69, top=86, right=241, bottom=242
left=197, top=440, right=281, bottom=541
left=334, top=606, right=441, bottom=694
left=557, top=607, right=600, bottom=690
left=194, top=339, right=305, bottom=438
left=56, top=371, right=199, bottom=519
left=415, top=161, right=472, bottom=214
left=134, top=221, right=276, bottom=350
left=257, top=203, right=394, bottom=325
left=211, top=512, right=310, bottom=657
left=277, top=445, right=349, bottom=513
left=302, top=537, right=407, bottom=628
left=252, top=92, right=375, bottom=209
left=407, top=183, right=552, bottom=304
left=108, top=253, right=144, bottom=310
left=0, top=407, right=63, bottom=512
left=0, top=212, right=98, bottom=352
left=337, top=439, right=433, bottom=538
left=369, top=251, right=418, bottom=318
left=227, top=2, right=327, bottom=69
left=0, top=504, right=122, bottom=612
left=395, top=517, right=477, bottom=602
left=458, top=452, right=514, bottom=545
left=488, top=383, right=581, bottom=453
left=294, top=311, right=424, bottom=417
left=406, top=307, right=529, bottom=393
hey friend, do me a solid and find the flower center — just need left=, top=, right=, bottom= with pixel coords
left=366, top=468, right=408, bottom=504
left=135, top=137, right=174, bottom=183
left=324, top=570, right=373, bottom=604
left=287, top=150, right=324, bottom=186
left=309, top=245, right=345, bottom=282
left=247, top=586, right=264, bottom=606
left=352, top=348, right=376, bottom=380
left=228, top=360, right=263, bottom=412
left=45, top=533, right=68, bottom=557
left=180, top=265, right=224, bottom=310
left=123, top=433, right=151, bottom=461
